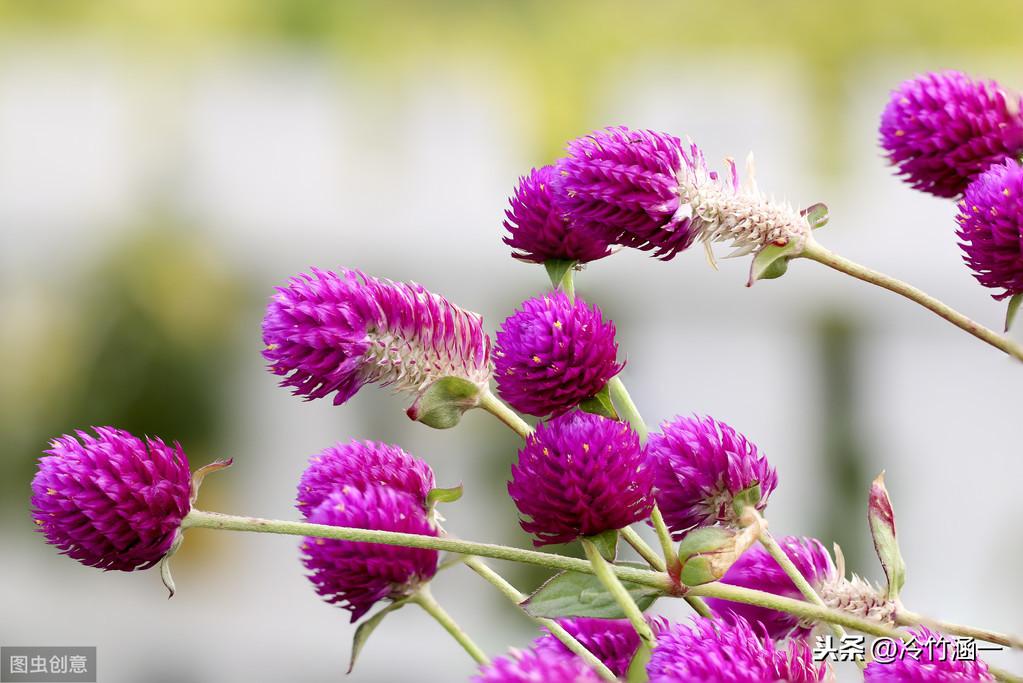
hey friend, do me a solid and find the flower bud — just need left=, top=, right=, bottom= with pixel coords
left=676, top=525, right=758, bottom=587
left=868, top=471, right=905, bottom=601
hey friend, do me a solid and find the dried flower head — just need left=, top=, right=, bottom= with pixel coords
left=31, top=427, right=191, bottom=572
left=301, top=486, right=439, bottom=622
left=880, top=70, right=1023, bottom=198
left=473, top=647, right=603, bottom=683
left=648, top=415, right=777, bottom=540
left=534, top=618, right=640, bottom=678
left=863, top=627, right=993, bottom=682
left=955, top=159, right=1023, bottom=300
left=263, top=268, right=492, bottom=406
left=508, top=411, right=652, bottom=546
left=494, top=291, right=622, bottom=417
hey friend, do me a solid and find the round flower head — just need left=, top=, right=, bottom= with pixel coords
left=296, top=440, right=435, bottom=517
left=473, top=647, right=602, bottom=683
left=301, top=486, right=439, bottom=622
left=263, top=268, right=492, bottom=406
left=647, top=616, right=827, bottom=683
left=955, top=159, right=1023, bottom=300
left=504, top=165, right=613, bottom=264
left=880, top=70, right=1023, bottom=198
left=648, top=415, right=778, bottom=540
left=534, top=618, right=640, bottom=678
left=863, top=627, right=993, bottom=682
left=31, top=427, right=191, bottom=571
left=508, top=411, right=652, bottom=546
left=494, top=291, right=622, bottom=417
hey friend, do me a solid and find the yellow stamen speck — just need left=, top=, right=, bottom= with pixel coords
left=46, top=488, right=57, bottom=495
left=582, top=443, right=590, bottom=452
left=532, top=355, right=542, bottom=364
left=894, top=129, right=905, bottom=137
left=553, top=320, right=562, bottom=329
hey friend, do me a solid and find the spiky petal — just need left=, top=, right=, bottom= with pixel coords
left=955, top=159, right=1023, bottom=300
left=648, top=415, right=778, bottom=540
left=301, top=486, right=439, bottom=622
left=863, top=627, right=993, bottom=682
left=262, top=268, right=492, bottom=406
left=473, top=647, right=603, bottom=683
left=296, top=440, right=436, bottom=516
left=534, top=618, right=640, bottom=678
left=880, top=70, right=1023, bottom=198
left=494, top=291, right=622, bottom=417
left=30, top=427, right=191, bottom=572
left=508, top=411, right=652, bottom=546
left=503, top=165, right=613, bottom=264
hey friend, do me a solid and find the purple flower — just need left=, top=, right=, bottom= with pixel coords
left=263, top=268, right=492, bottom=406
left=494, top=291, right=622, bottom=417
left=296, top=440, right=436, bottom=517
left=648, top=415, right=777, bottom=540
left=504, top=165, right=613, bottom=264
left=301, top=486, right=439, bottom=622
left=863, top=627, right=993, bottom=682
left=508, top=411, right=652, bottom=546
left=31, top=427, right=191, bottom=572
left=880, top=70, right=1023, bottom=198
left=473, top=647, right=603, bottom=683
left=955, top=159, right=1023, bottom=300
left=647, top=616, right=827, bottom=682
left=534, top=618, right=640, bottom=678
left=704, top=537, right=836, bottom=639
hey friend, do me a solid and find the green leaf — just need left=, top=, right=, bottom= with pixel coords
left=522, top=566, right=661, bottom=619
left=578, top=384, right=619, bottom=420
left=626, top=642, right=652, bottom=683
left=406, top=376, right=482, bottom=429
left=801, top=202, right=829, bottom=230
left=587, top=529, right=619, bottom=562
left=426, top=484, right=464, bottom=508
left=868, top=472, right=906, bottom=601
left=731, top=484, right=762, bottom=518
left=1005, top=293, right=1022, bottom=332
left=747, top=241, right=800, bottom=286
left=348, top=599, right=408, bottom=673
left=544, top=259, right=577, bottom=290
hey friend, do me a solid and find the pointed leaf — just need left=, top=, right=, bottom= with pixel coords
left=427, top=484, right=464, bottom=508
left=578, top=385, right=619, bottom=420
left=1005, top=293, right=1022, bottom=332
left=747, top=241, right=800, bottom=286
left=348, top=599, right=409, bottom=674
left=522, top=565, right=661, bottom=619
left=626, top=642, right=652, bottom=683
left=406, top=376, right=482, bottom=429
left=587, top=529, right=619, bottom=562
left=801, top=202, right=829, bottom=230
left=190, top=457, right=234, bottom=505
left=868, top=471, right=905, bottom=601
left=545, top=259, right=577, bottom=290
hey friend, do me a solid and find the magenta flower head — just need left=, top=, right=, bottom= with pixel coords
left=863, top=627, right=993, bottom=682
left=296, top=440, right=436, bottom=517
left=473, top=647, right=602, bottom=683
left=534, top=618, right=640, bottom=678
left=508, top=411, right=652, bottom=546
left=647, top=616, right=827, bottom=683
left=31, top=427, right=191, bottom=572
left=503, top=165, right=613, bottom=264
left=880, top=70, right=1023, bottom=198
left=301, top=485, right=439, bottom=622
left=494, top=291, right=622, bottom=417
left=262, top=268, right=492, bottom=406
left=648, top=415, right=778, bottom=540
left=955, top=159, right=1023, bottom=300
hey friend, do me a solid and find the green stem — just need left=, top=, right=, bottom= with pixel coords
left=561, top=268, right=576, bottom=301
left=620, top=526, right=665, bottom=571
left=479, top=389, right=533, bottom=439
left=896, top=609, right=1023, bottom=650
left=801, top=238, right=1023, bottom=362
left=607, top=376, right=649, bottom=442
left=582, top=538, right=656, bottom=649
left=411, top=585, right=489, bottom=665
left=649, top=506, right=677, bottom=572
left=463, top=557, right=617, bottom=681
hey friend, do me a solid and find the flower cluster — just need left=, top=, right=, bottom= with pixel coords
left=956, top=159, right=1023, bottom=300
left=863, top=627, right=993, bottom=682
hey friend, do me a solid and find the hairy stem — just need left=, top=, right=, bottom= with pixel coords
left=582, top=538, right=656, bottom=649
left=479, top=389, right=533, bottom=439
left=897, top=609, right=1023, bottom=650
left=411, top=585, right=490, bottom=665
left=801, top=239, right=1023, bottom=362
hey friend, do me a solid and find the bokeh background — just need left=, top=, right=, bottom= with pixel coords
left=2, top=2, right=1021, bottom=681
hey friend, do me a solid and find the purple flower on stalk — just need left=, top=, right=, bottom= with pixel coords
left=296, top=440, right=435, bottom=517
left=301, top=486, right=439, bottom=622
left=647, top=616, right=827, bottom=683
left=648, top=415, right=777, bottom=540
left=955, top=159, right=1023, bottom=300
left=262, top=268, right=492, bottom=406
left=473, top=647, right=602, bottom=683
left=863, top=627, right=993, bottom=682
left=30, top=427, right=191, bottom=572
left=534, top=618, right=640, bottom=678
left=494, top=291, right=622, bottom=417
left=503, top=165, right=613, bottom=264
left=880, top=70, right=1023, bottom=198
left=508, top=411, right=652, bottom=546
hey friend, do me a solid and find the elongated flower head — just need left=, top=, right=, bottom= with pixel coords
left=880, top=70, right=1023, bottom=198
left=508, top=411, right=652, bottom=546
left=648, top=616, right=827, bottom=682
left=301, top=486, right=439, bottom=622
left=494, top=291, right=622, bottom=417
left=534, top=618, right=640, bottom=678
left=863, top=627, right=993, bottom=682
left=31, top=427, right=191, bottom=571
left=263, top=268, right=492, bottom=406
left=705, top=537, right=836, bottom=639
left=504, top=165, right=613, bottom=264
left=955, top=159, right=1023, bottom=300
left=474, top=647, right=602, bottom=683
left=648, top=415, right=777, bottom=540
left=296, top=440, right=436, bottom=516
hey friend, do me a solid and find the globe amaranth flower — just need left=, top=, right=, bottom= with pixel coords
left=647, top=616, right=827, bottom=683
left=534, top=618, right=640, bottom=678
left=880, top=70, right=1023, bottom=198
left=508, top=411, right=652, bottom=546
left=648, top=415, right=778, bottom=540
left=263, top=268, right=492, bottom=406
left=494, top=291, right=622, bottom=417
left=296, top=440, right=435, bottom=517
left=503, top=165, right=613, bottom=264
left=955, top=159, right=1023, bottom=300
left=473, top=647, right=603, bottom=683
left=31, top=427, right=191, bottom=571
left=863, top=627, right=993, bottom=682
left=301, top=486, right=439, bottom=622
